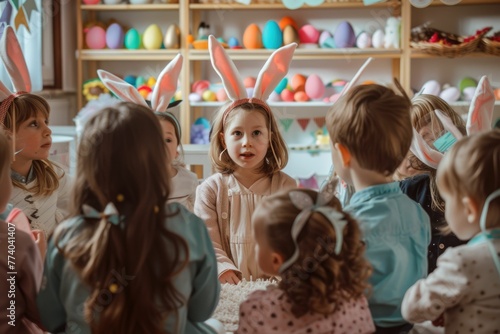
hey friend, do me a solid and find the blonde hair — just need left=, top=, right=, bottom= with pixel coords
left=253, top=188, right=371, bottom=318
left=54, top=102, right=189, bottom=334
left=209, top=102, right=288, bottom=175
left=2, top=93, right=61, bottom=196
left=326, top=84, right=412, bottom=176
left=408, top=94, right=466, bottom=213
left=437, top=129, right=500, bottom=229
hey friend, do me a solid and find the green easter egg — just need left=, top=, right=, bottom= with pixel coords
left=275, top=78, right=288, bottom=94
left=124, top=28, right=141, bottom=50
left=459, top=77, right=477, bottom=93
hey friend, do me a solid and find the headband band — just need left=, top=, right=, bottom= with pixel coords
left=0, top=91, right=27, bottom=124
left=155, top=111, right=182, bottom=140
left=222, top=97, right=272, bottom=126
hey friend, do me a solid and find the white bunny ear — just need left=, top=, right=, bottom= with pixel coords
left=466, top=75, right=494, bottom=135
left=209, top=35, right=247, bottom=101
left=409, top=128, right=443, bottom=169
left=97, top=69, right=148, bottom=108
left=434, top=109, right=464, bottom=140
left=253, top=43, right=297, bottom=101
left=151, top=54, right=183, bottom=112
left=340, top=57, right=373, bottom=97
left=0, top=81, right=12, bottom=101
left=0, top=26, right=31, bottom=93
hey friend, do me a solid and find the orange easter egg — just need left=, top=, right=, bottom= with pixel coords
left=243, top=24, right=263, bottom=49
left=137, top=85, right=152, bottom=99
left=187, top=34, right=195, bottom=44
left=279, top=16, right=298, bottom=31
left=243, top=77, right=256, bottom=88
left=494, top=88, right=500, bottom=100
left=291, top=74, right=307, bottom=91
left=294, top=91, right=309, bottom=102
left=362, top=80, right=376, bottom=85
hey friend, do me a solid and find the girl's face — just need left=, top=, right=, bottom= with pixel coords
left=221, top=110, right=269, bottom=172
left=440, top=186, right=480, bottom=240
left=396, top=151, right=419, bottom=179
left=15, top=112, right=52, bottom=162
left=159, top=119, right=179, bottom=163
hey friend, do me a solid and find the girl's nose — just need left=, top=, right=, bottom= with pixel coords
left=242, top=135, right=252, bottom=147
left=44, top=125, right=52, bottom=136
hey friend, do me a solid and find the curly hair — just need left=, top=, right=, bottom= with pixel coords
left=253, top=188, right=372, bottom=318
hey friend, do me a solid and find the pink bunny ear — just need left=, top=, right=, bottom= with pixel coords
left=434, top=109, right=464, bottom=140
left=209, top=35, right=247, bottom=101
left=97, top=69, right=148, bottom=108
left=151, top=54, right=183, bottom=112
left=253, top=43, right=297, bottom=101
left=0, top=26, right=31, bottom=93
left=466, top=75, right=494, bottom=135
left=410, top=128, right=443, bottom=169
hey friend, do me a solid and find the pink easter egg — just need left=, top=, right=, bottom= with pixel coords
left=243, top=77, right=256, bottom=88
left=192, top=80, right=211, bottom=95
left=216, top=88, right=228, bottom=102
left=86, top=26, right=106, bottom=49
left=298, top=25, right=320, bottom=44
left=304, top=74, right=325, bottom=99
left=329, top=93, right=341, bottom=103
left=294, top=91, right=309, bottom=102
left=281, top=89, right=295, bottom=102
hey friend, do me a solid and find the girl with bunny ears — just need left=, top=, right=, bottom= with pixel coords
left=0, top=26, right=70, bottom=236
left=98, top=54, right=198, bottom=211
left=194, top=36, right=298, bottom=284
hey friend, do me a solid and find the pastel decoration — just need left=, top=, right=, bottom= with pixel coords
left=372, top=29, right=385, bottom=48
left=262, top=20, right=283, bottom=49
left=243, top=24, right=263, bottom=49
left=279, top=16, right=298, bottom=31
left=322, top=37, right=336, bottom=48
left=202, top=90, right=217, bottom=102
left=356, top=31, right=372, bottom=49
left=459, top=77, right=477, bottom=93
left=421, top=80, right=441, bottom=96
left=291, top=74, right=307, bottom=91
left=298, top=175, right=319, bottom=190
left=135, top=76, right=146, bottom=87
left=275, top=77, right=288, bottom=94
left=282, top=0, right=325, bottom=10
left=146, top=77, right=156, bottom=87
left=313, top=117, right=326, bottom=128
left=83, top=0, right=100, bottom=3
left=280, top=118, right=294, bottom=132
left=319, top=30, right=332, bottom=47
left=334, top=21, right=356, bottom=48
left=294, top=91, right=309, bottom=102
left=466, top=76, right=494, bottom=136
left=124, top=28, right=141, bottom=49
left=297, top=118, right=310, bottom=131
left=216, top=88, right=228, bottom=102
left=283, top=25, right=300, bottom=46
left=439, top=86, right=460, bottom=103
left=281, top=89, right=295, bottom=102
left=191, top=117, right=211, bottom=144
left=228, top=37, right=240, bottom=48
left=463, top=86, right=476, bottom=101
left=106, top=23, right=124, bottom=49
left=86, top=26, right=106, bottom=49
left=164, top=24, right=180, bottom=49
left=124, top=75, right=136, bottom=86
left=174, top=90, right=182, bottom=101
left=243, top=77, right=256, bottom=88
left=384, top=17, right=401, bottom=49
left=189, top=92, right=202, bottom=102
left=246, top=87, right=254, bottom=97
left=298, top=25, right=320, bottom=44
left=269, top=90, right=281, bottom=102
left=192, top=80, right=210, bottom=95
left=143, top=24, right=163, bottom=50
left=305, top=74, right=325, bottom=99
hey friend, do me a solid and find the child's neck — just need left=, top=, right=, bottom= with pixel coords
left=233, top=168, right=265, bottom=189
left=350, top=168, right=393, bottom=192
left=11, top=158, right=33, bottom=178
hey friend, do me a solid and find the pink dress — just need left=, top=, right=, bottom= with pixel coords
left=236, top=286, right=375, bottom=334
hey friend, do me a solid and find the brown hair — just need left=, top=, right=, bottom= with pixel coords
left=326, top=84, right=412, bottom=176
left=209, top=102, right=288, bottom=175
left=437, top=129, right=500, bottom=228
left=54, top=102, right=189, bottom=334
left=3, top=93, right=61, bottom=196
left=253, top=188, right=371, bottom=318
left=408, top=94, right=466, bottom=213
left=0, top=128, right=11, bottom=172
left=155, top=111, right=185, bottom=165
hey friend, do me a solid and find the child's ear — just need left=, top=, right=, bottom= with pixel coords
left=335, top=143, right=351, bottom=167
left=271, top=251, right=284, bottom=273
left=462, top=196, right=480, bottom=224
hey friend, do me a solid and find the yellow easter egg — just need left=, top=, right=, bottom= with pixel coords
left=146, top=77, right=156, bottom=87
left=174, top=90, right=182, bottom=101
left=143, top=24, right=163, bottom=50
left=202, top=90, right=217, bottom=102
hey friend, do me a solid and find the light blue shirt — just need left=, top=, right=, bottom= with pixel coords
left=37, top=203, right=220, bottom=334
left=345, top=182, right=431, bottom=328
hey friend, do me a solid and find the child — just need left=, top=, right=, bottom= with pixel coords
left=98, top=54, right=198, bottom=211
left=326, top=84, right=431, bottom=332
left=0, top=26, right=70, bottom=235
left=402, top=129, right=500, bottom=332
left=36, top=102, right=222, bottom=334
left=0, top=128, right=44, bottom=334
left=236, top=187, right=375, bottom=334
left=194, top=36, right=297, bottom=284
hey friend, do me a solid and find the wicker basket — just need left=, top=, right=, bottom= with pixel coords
left=480, top=38, right=500, bottom=57
left=411, top=29, right=490, bottom=58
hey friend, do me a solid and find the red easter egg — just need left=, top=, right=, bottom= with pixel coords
left=281, top=89, right=295, bottom=102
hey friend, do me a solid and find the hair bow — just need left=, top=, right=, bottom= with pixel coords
left=279, top=189, right=347, bottom=273
left=82, top=202, right=124, bottom=226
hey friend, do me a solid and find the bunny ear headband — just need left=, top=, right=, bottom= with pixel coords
left=98, top=53, right=183, bottom=136
left=410, top=75, right=495, bottom=169
left=0, top=25, right=32, bottom=124
left=208, top=35, right=297, bottom=126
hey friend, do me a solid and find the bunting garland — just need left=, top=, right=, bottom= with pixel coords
left=0, top=0, right=38, bottom=34
left=279, top=118, right=294, bottom=133
left=297, top=118, right=310, bottom=131
left=313, top=117, right=325, bottom=129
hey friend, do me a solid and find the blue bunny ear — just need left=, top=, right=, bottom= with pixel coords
left=0, top=26, right=31, bottom=93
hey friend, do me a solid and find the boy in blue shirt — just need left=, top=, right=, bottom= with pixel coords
left=326, top=84, right=431, bottom=333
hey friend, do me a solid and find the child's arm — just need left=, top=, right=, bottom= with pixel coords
left=401, top=247, right=468, bottom=324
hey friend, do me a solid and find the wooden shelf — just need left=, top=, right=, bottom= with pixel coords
left=77, top=49, right=181, bottom=61
left=81, top=4, right=179, bottom=10
left=410, top=51, right=499, bottom=58
left=427, top=0, right=500, bottom=6
left=189, top=0, right=400, bottom=10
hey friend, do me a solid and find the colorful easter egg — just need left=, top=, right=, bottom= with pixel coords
left=124, top=28, right=141, bottom=49
left=439, top=86, right=460, bottom=103
left=189, top=92, right=202, bottom=103
left=283, top=25, right=300, bottom=45
left=86, top=26, right=106, bottom=49
left=305, top=74, right=325, bottom=99
left=228, top=37, right=240, bottom=48
left=192, top=80, right=211, bottom=95
left=421, top=80, right=441, bottom=96
left=294, top=91, right=309, bottom=102
left=243, top=77, right=256, bottom=88
left=319, top=30, right=332, bottom=47
left=356, top=31, right=372, bottom=49
left=106, top=23, right=124, bottom=49
left=146, top=77, right=156, bottom=87
left=174, top=90, right=182, bottom=101
left=334, top=21, right=356, bottom=48
left=279, top=16, right=298, bottom=31
left=322, top=37, right=335, bottom=48
left=202, top=90, right=217, bottom=102
left=459, top=77, right=477, bottom=93
left=281, top=89, right=295, bottom=102
left=262, top=20, right=283, bottom=49
left=463, top=86, right=476, bottom=101
left=137, top=85, right=152, bottom=99
left=135, top=76, right=146, bottom=88
left=164, top=24, right=180, bottom=49
left=298, top=25, right=320, bottom=44
left=143, top=24, right=163, bottom=50
left=291, top=74, right=307, bottom=92
left=275, top=78, right=288, bottom=94
left=124, top=75, right=136, bottom=86
left=269, top=91, right=282, bottom=102
left=216, top=88, right=228, bottom=102
left=372, top=29, right=385, bottom=48
left=243, top=24, right=263, bottom=49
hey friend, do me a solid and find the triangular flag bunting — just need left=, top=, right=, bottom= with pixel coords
left=297, top=118, right=310, bottom=131
left=279, top=118, right=294, bottom=133
left=1, top=2, right=13, bottom=27
left=14, top=6, right=29, bottom=33
left=9, top=0, right=19, bottom=10
left=313, top=117, right=325, bottom=128
left=23, top=0, right=38, bottom=22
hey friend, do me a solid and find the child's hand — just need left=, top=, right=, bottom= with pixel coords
left=432, top=313, right=445, bottom=327
left=219, top=270, right=240, bottom=285
left=32, top=229, right=47, bottom=261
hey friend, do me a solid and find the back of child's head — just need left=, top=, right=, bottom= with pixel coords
left=326, top=84, right=412, bottom=176
left=437, top=129, right=500, bottom=227
left=209, top=101, right=288, bottom=175
left=253, top=188, right=371, bottom=318
left=57, top=101, right=189, bottom=334
left=0, top=128, right=12, bottom=212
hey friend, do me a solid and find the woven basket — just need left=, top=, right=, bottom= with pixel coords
left=480, top=38, right=500, bottom=57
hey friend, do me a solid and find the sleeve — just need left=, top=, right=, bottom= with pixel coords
left=187, top=214, right=221, bottom=321
left=187, top=171, right=198, bottom=212
left=194, top=178, right=240, bottom=277
left=55, top=171, right=72, bottom=223
left=36, top=236, right=68, bottom=332
left=401, top=248, right=468, bottom=324
left=235, top=293, right=267, bottom=334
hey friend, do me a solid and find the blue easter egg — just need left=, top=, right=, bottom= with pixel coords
left=124, top=75, right=136, bottom=86
left=124, top=28, right=141, bottom=50
left=262, top=20, right=283, bottom=49
left=194, top=117, right=211, bottom=129
left=275, top=77, right=288, bottom=94
left=216, top=37, right=226, bottom=44
left=135, top=76, right=146, bottom=88
left=334, top=21, right=356, bottom=48
left=106, top=23, right=124, bottom=49
left=228, top=37, right=239, bottom=48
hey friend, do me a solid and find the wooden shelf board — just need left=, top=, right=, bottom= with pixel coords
left=428, top=0, right=500, bottom=6
left=410, top=51, right=499, bottom=58
left=189, top=0, right=399, bottom=10
left=81, top=4, right=179, bottom=10
left=78, top=49, right=181, bottom=60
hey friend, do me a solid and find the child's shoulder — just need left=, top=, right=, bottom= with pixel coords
left=273, top=171, right=296, bottom=187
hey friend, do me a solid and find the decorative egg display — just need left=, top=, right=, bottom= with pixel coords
left=463, top=86, right=476, bottom=101
left=143, top=24, right=163, bottom=50
left=189, top=92, right=202, bottom=103
left=164, top=24, right=180, bottom=49
left=192, top=80, right=211, bottom=95
left=294, top=91, right=309, bottom=102
left=228, top=37, right=240, bottom=48
left=372, top=29, right=385, bottom=48
left=262, top=20, right=283, bottom=49
left=279, top=16, right=298, bottom=31
left=291, top=74, right=307, bottom=92
left=298, top=25, right=320, bottom=44
left=243, top=24, right=263, bottom=49
left=86, top=26, right=106, bottom=49
left=459, top=77, right=477, bottom=93
left=283, top=25, right=300, bottom=45
left=202, top=90, right=217, bottom=102
left=439, top=86, right=460, bottom=103
left=106, top=23, right=124, bottom=49
left=124, top=75, right=136, bottom=86
left=305, top=74, right=325, bottom=99
left=243, top=77, right=256, bottom=88
left=124, top=28, right=141, bottom=49
left=281, top=89, right=295, bottom=102
left=269, top=91, right=281, bottom=102
left=318, top=30, right=332, bottom=47
left=356, top=31, right=372, bottom=49
left=275, top=78, right=288, bottom=94
left=334, top=21, right=356, bottom=48
left=216, top=88, right=228, bottom=102
left=421, top=80, right=441, bottom=96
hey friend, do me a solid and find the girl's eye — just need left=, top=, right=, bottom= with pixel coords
left=30, top=121, right=38, bottom=127
left=232, top=131, right=242, bottom=136
left=253, top=130, right=262, bottom=136
left=165, top=138, right=172, bottom=143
